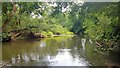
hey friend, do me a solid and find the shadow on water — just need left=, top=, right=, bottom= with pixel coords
left=106, top=51, right=120, bottom=66
left=2, top=36, right=120, bottom=66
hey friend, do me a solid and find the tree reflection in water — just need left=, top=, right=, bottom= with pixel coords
left=3, top=36, right=118, bottom=66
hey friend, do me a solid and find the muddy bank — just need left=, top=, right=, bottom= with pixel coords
left=2, top=31, right=45, bottom=42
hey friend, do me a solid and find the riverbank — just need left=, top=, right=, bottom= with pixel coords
left=2, top=30, right=74, bottom=42
left=95, top=40, right=120, bottom=52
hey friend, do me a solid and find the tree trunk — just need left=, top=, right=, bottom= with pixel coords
left=2, top=3, right=17, bottom=32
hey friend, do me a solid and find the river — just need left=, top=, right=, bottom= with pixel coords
left=2, top=36, right=120, bottom=66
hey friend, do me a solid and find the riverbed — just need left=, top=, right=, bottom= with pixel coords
left=2, top=36, right=120, bottom=66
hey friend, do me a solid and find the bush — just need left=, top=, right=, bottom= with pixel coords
left=47, top=31, right=53, bottom=37
left=65, top=32, right=74, bottom=35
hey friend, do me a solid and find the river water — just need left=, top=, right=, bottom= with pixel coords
left=2, top=36, right=120, bottom=66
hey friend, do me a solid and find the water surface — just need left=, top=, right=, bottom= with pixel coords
left=2, top=36, right=120, bottom=66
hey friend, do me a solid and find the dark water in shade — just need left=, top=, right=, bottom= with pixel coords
left=2, top=36, right=120, bottom=66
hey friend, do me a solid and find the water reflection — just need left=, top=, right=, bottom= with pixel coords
left=89, top=39, right=93, bottom=44
left=40, top=41, right=46, bottom=48
left=2, top=36, right=118, bottom=66
left=81, top=38, right=86, bottom=50
left=22, top=53, right=30, bottom=63
left=11, top=57, right=16, bottom=64
left=46, top=49, right=90, bottom=66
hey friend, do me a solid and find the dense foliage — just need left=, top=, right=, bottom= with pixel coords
left=82, top=2, right=120, bottom=50
left=1, top=2, right=120, bottom=50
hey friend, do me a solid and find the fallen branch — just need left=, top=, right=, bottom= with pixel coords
left=96, top=41, right=102, bottom=46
